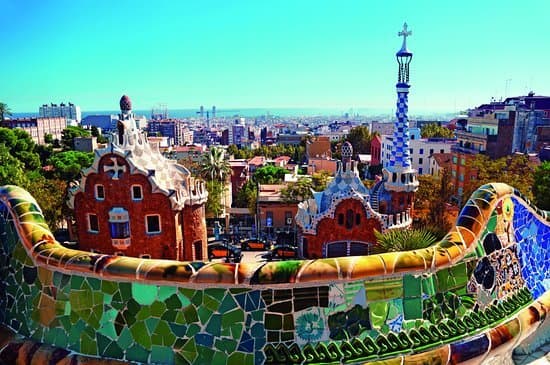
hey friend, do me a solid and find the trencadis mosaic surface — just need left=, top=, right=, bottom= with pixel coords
left=0, top=183, right=549, bottom=364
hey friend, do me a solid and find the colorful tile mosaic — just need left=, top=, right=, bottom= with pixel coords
left=1, top=182, right=550, bottom=365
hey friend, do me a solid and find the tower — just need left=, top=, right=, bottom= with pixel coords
left=382, top=23, right=419, bottom=212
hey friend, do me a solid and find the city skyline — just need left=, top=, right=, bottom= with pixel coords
left=2, top=0, right=549, bottom=113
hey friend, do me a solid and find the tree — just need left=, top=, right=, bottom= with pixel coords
left=347, top=125, right=374, bottom=155
left=25, top=174, right=67, bottom=229
left=253, top=165, right=287, bottom=184
left=204, top=179, right=226, bottom=218
left=61, top=126, right=91, bottom=150
left=421, top=123, right=455, bottom=139
left=0, top=102, right=12, bottom=121
left=462, top=154, right=535, bottom=205
left=533, top=161, right=550, bottom=211
left=200, top=147, right=231, bottom=182
left=47, top=151, right=94, bottom=181
left=414, top=168, right=453, bottom=234
left=90, top=125, right=109, bottom=143
left=311, top=170, right=332, bottom=191
left=234, top=180, right=258, bottom=214
left=0, top=144, right=28, bottom=186
left=281, top=177, right=314, bottom=203
left=0, top=127, right=40, bottom=171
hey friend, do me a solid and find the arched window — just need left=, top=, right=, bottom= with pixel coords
left=338, top=214, right=344, bottom=225
left=346, top=209, right=354, bottom=229
left=355, top=213, right=361, bottom=225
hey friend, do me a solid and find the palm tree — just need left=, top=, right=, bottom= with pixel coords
left=200, top=147, right=231, bottom=182
left=0, top=102, right=12, bottom=122
left=373, top=228, right=438, bottom=253
left=200, top=147, right=231, bottom=218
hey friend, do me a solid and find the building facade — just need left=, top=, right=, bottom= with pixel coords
left=1, top=117, right=66, bottom=145
left=39, top=102, right=81, bottom=123
left=68, top=95, right=208, bottom=261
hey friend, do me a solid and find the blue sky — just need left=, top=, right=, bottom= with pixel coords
left=2, top=0, right=549, bottom=113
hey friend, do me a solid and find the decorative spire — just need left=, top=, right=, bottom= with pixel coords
left=397, top=23, right=412, bottom=55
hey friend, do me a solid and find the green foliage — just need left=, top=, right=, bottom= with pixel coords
left=205, top=179, right=226, bottom=218
left=420, top=123, right=455, bottom=139
left=234, top=180, right=258, bottom=214
left=414, top=168, right=453, bottom=233
left=90, top=126, right=109, bottom=143
left=200, top=147, right=231, bottom=182
left=25, top=175, right=68, bottom=229
left=462, top=154, right=535, bottom=205
left=47, top=151, right=94, bottom=181
left=311, top=170, right=331, bottom=191
left=0, top=102, right=12, bottom=121
left=347, top=125, right=375, bottom=155
left=374, top=228, right=438, bottom=253
left=0, top=144, right=28, bottom=186
left=281, top=177, right=313, bottom=203
left=61, top=126, right=91, bottom=150
left=253, top=165, right=287, bottom=184
left=227, top=143, right=305, bottom=162
left=533, top=161, right=550, bottom=211
left=0, top=127, right=41, bottom=170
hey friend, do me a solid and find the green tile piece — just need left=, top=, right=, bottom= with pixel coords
left=154, top=321, right=176, bottom=346
left=104, top=341, right=124, bottom=359
left=130, top=321, right=152, bottom=349
left=231, top=323, right=243, bottom=339
left=283, top=314, right=294, bottom=330
left=158, top=286, right=177, bottom=301
left=205, top=288, right=226, bottom=301
left=166, top=294, right=182, bottom=310
left=214, top=338, right=238, bottom=353
left=132, top=282, right=158, bottom=306
left=169, top=323, right=187, bottom=338
left=196, top=345, right=215, bottom=363
left=151, top=300, right=167, bottom=317
left=219, top=294, right=238, bottom=313
left=186, top=323, right=200, bottom=337
left=203, top=294, right=220, bottom=312
left=174, top=352, right=192, bottom=365
left=117, top=327, right=134, bottom=350
left=101, top=280, right=118, bottom=295
left=205, top=314, right=222, bottom=337
left=179, top=338, right=198, bottom=363
left=161, top=310, right=177, bottom=322
left=151, top=345, right=175, bottom=364
left=265, top=313, right=282, bottom=330
left=70, top=275, right=84, bottom=290
left=369, top=301, right=388, bottom=328
left=190, top=291, right=203, bottom=307
left=119, top=282, right=132, bottom=301
left=145, top=317, right=160, bottom=334
left=252, top=310, right=264, bottom=321
left=403, top=274, right=422, bottom=298
left=96, top=332, right=111, bottom=356
left=450, top=262, right=468, bottom=286
left=222, top=309, right=244, bottom=328
left=98, top=321, right=117, bottom=339
left=212, top=351, right=227, bottom=365
left=228, top=351, right=248, bottom=365
left=183, top=305, right=198, bottom=323
left=403, top=297, right=423, bottom=320
left=88, top=277, right=101, bottom=290
left=422, top=275, right=436, bottom=296
left=136, top=306, right=152, bottom=321
left=127, top=344, right=150, bottom=363
left=198, top=306, right=213, bottom=325
left=80, top=331, right=98, bottom=356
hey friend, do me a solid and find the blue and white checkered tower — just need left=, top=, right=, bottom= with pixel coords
left=383, top=23, right=419, bottom=193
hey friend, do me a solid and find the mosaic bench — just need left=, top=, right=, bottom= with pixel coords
left=0, top=183, right=549, bottom=364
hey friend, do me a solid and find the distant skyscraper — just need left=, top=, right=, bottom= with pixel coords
left=39, top=102, right=81, bottom=123
left=212, top=106, right=216, bottom=118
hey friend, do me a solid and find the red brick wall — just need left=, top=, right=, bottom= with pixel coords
left=182, top=204, right=208, bottom=261
left=301, top=199, right=382, bottom=259
left=388, top=191, right=414, bottom=214
left=258, top=202, right=298, bottom=229
left=74, top=154, right=180, bottom=259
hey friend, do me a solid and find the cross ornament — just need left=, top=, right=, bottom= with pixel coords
left=104, top=157, right=126, bottom=180
left=398, top=22, right=412, bottom=47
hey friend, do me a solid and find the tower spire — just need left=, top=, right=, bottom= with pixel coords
left=383, top=23, right=418, bottom=195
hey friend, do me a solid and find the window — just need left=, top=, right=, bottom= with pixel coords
left=410, top=148, right=413, bottom=154
left=419, top=168, right=423, bottom=174
left=146, top=215, right=161, bottom=234
left=452, top=170, right=456, bottom=177
left=459, top=173, right=464, bottom=182
left=115, top=252, right=125, bottom=256
left=266, top=211, right=273, bottom=227
left=338, top=213, right=344, bottom=225
left=452, top=156, right=458, bottom=164
left=88, top=214, right=99, bottom=233
left=132, top=185, right=143, bottom=200
left=460, top=158, right=466, bottom=166
left=419, top=158, right=423, bottom=164
left=140, top=254, right=151, bottom=259
left=95, top=185, right=105, bottom=200
left=440, top=149, right=444, bottom=153
left=419, top=148, right=424, bottom=155
left=285, top=211, right=292, bottom=226
left=429, top=149, right=434, bottom=155
left=355, top=213, right=361, bottom=226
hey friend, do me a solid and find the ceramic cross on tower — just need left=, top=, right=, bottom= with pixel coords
left=398, top=22, right=412, bottom=48
left=104, top=157, right=126, bottom=180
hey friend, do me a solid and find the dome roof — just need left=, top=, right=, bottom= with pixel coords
left=120, top=95, right=132, bottom=111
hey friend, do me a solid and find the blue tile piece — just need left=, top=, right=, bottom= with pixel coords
left=195, top=333, right=214, bottom=347
left=235, top=293, right=246, bottom=309
left=238, top=331, right=254, bottom=352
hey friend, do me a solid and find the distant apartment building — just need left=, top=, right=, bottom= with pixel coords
left=257, top=184, right=298, bottom=236
left=81, top=114, right=119, bottom=132
left=147, top=119, right=192, bottom=146
left=381, top=133, right=456, bottom=175
left=307, top=157, right=338, bottom=175
left=370, top=135, right=382, bottom=166
left=1, top=117, right=66, bottom=145
left=39, top=102, right=81, bottom=123
left=428, top=152, right=453, bottom=177
left=369, top=121, right=395, bottom=136
left=74, top=137, right=98, bottom=152
left=277, top=133, right=303, bottom=146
